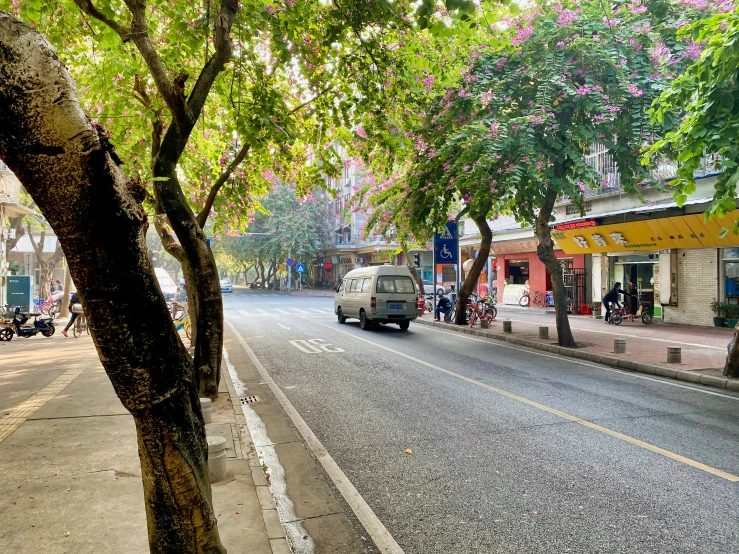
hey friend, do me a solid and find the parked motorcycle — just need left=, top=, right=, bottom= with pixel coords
left=2, top=308, right=56, bottom=340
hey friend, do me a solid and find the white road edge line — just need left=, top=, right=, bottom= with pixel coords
left=418, top=324, right=739, bottom=401
left=225, top=319, right=405, bottom=554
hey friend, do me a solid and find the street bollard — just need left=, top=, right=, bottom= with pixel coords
left=207, top=436, right=227, bottom=482
left=503, top=320, right=512, bottom=333
left=481, top=319, right=490, bottom=329
left=539, top=326, right=548, bottom=339
left=667, top=346, right=682, bottom=364
left=614, top=338, right=626, bottom=354
left=200, top=398, right=212, bottom=424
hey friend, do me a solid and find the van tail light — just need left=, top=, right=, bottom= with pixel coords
left=371, top=296, right=376, bottom=309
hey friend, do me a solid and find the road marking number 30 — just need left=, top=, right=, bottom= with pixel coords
left=289, top=339, right=345, bottom=354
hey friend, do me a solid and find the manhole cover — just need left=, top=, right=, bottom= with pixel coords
left=240, top=395, right=259, bottom=404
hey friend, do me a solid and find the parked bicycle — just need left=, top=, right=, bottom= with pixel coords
left=468, top=299, right=495, bottom=328
left=519, top=289, right=545, bottom=308
left=35, top=297, right=62, bottom=317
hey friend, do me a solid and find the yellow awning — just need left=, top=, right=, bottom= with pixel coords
left=552, top=211, right=739, bottom=254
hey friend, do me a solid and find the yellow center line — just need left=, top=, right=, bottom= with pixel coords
left=310, top=320, right=739, bottom=483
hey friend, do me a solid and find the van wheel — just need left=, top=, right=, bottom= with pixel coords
left=359, top=310, right=372, bottom=330
left=398, top=321, right=410, bottom=331
left=337, top=307, right=346, bottom=324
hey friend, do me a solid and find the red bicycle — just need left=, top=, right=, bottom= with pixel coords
left=468, top=300, right=495, bottom=327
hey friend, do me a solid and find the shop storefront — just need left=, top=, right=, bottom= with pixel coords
left=338, top=254, right=354, bottom=279
left=552, top=212, right=739, bottom=325
left=492, top=238, right=585, bottom=308
left=370, top=251, right=392, bottom=265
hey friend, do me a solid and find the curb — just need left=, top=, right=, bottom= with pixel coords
left=221, top=355, right=291, bottom=554
left=415, top=318, right=739, bottom=393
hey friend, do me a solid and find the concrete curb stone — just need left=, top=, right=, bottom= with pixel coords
left=415, top=318, right=738, bottom=393
left=699, top=374, right=728, bottom=389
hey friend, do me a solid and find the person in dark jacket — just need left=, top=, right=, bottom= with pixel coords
left=602, top=282, right=626, bottom=324
left=435, top=293, right=452, bottom=321
left=61, top=291, right=80, bottom=337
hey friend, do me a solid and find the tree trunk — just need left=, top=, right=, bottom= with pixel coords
left=6, top=215, right=25, bottom=253
left=0, top=14, right=225, bottom=553
left=724, top=324, right=739, bottom=377
left=455, top=214, right=492, bottom=325
left=59, top=260, right=72, bottom=317
left=401, top=241, right=424, bottom=296
left=535, top=184, right=577, bottom=348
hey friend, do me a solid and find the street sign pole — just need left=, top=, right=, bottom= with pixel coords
left=433, top=234, right=437, bottom=314
left=287, top=250, right=292, bottom=291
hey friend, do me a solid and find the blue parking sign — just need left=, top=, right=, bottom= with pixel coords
left=296, top=263, right=305, bottom=273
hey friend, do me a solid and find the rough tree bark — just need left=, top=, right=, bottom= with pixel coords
left=535, top=183, right=577, bottom=348
left=27, top=225, right=63, bottom=299
left=455, top=213, right=492, bottom=325
left=0, top=13, right=225, bottom=553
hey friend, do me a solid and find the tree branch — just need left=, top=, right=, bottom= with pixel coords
left=7, top=216, right=25, bottom=252
left=26, top=224, right=45, bottom=260
left=71, top=0, right=131, bottom=41
left=122, top=0, right=184, bottom=121
left=153, top=215, right=187, bottom=263
left=196, top=142, right=251, bottom=228
left=187, top=0, right=238, bottom=119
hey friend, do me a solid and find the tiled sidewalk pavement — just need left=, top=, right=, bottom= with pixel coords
left=0, top=336, right=288, bottom=554
left=417, top=306, right=739, bottom=390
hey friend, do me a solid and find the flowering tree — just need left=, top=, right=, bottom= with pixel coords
left=646, top=4, right=739, bottom=376
left=6, top=0, right=421, bottom=397
left=367, top=0, right=711, bottom=342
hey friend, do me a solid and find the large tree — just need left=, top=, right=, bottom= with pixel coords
left=8, top=0, right=427, bottom=397
left=0, top=11, right=224, bottom=552
left=646, top=3, right=739, bottom=376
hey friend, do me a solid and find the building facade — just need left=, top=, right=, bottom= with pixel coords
left=459, top=153, right=735, bottom=326
left=1, top=163, right=35, bottom=307
left=316, top=152, right=431, bottom=285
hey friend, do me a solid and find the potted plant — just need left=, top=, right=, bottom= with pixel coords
left=727, top=303, right=739, bottom=328
left=711, top=299, right=727, bottom=327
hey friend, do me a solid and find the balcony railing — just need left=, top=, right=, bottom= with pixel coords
left=558, top=146, right=721, bottom=203
left=330, top=233, right=395, bottom=248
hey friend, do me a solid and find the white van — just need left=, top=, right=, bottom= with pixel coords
left=334, top=265, right=418, bottom=331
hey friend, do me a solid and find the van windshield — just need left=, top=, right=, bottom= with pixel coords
left=376, top=276, right=415, bottom=293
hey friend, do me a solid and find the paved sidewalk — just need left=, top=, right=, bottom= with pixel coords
left=0, top=335, right=288, bottom=554
left=417, top=306, right=739, bottom=388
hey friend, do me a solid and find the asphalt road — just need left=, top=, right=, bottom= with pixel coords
left=225, top=287, right=739, bottom=554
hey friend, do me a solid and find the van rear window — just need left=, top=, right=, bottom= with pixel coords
left=376, top=276, right=415, bottom=293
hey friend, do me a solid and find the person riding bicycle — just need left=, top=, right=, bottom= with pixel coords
left=61, top=291, right=80, bottom=337
left=435, top=293, right=452, bottom=321
left=602, top=282, right=627, bottom=324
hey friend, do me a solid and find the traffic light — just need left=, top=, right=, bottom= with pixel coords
left=413, top=253, right=421, bottom=267
left=279, top=263, right=286, bottom=272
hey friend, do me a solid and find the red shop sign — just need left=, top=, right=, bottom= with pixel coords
left=324, top=263, right=333, bottom=269
left=555, top=220, right=597, bottom=231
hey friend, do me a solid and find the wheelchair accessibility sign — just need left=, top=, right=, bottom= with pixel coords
left=434, top=222, right=458, bottom=265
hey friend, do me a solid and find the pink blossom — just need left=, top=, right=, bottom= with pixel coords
left=356, top=125, right=367, bottom=139
left=557, top=10, right=578, bottom=26
left=627, top=84, right=644, bottom=97
left=511, top=25, right=534, bottom=46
